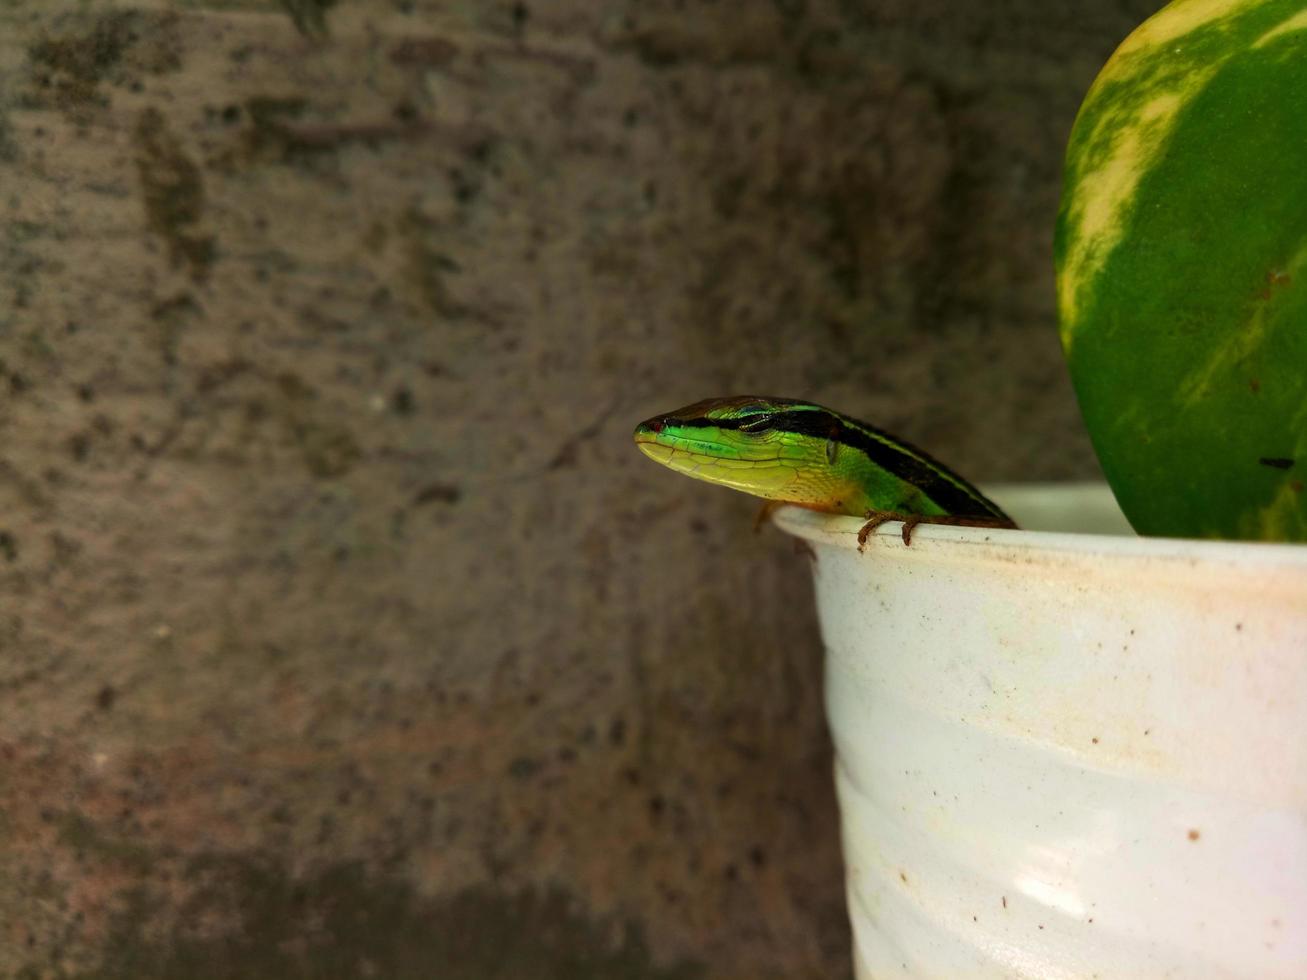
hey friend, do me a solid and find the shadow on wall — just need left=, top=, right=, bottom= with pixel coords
left=38, top=854, right=705, bottom=980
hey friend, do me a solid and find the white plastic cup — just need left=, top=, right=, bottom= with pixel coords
left=773, top=484, right=1307, bottom=979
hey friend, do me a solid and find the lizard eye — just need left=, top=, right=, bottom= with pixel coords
left=738, top=414, right=773, bottom=433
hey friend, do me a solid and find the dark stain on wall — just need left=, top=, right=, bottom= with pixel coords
left=25, top=853, right=706, bottom=980
left=135, top=107, right=215, bottom=282
left=26, top=10, right=182, bottom=109
left=279, top=0, right=339, bottom=40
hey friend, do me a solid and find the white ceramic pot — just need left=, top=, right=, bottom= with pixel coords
left=772, top=484, right=1307, bottom=979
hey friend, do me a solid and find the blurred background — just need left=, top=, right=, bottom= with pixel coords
left=0, top=1, right=1157, bottom=977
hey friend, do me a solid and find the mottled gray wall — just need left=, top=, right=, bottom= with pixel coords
left=0, top=1, right=1157, bottom=977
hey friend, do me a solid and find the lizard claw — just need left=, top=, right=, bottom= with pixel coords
left=900, top=515, right=922, bottom=546
left=857, top=510, right=897, bottom=552
left=753, top=500, right=785, bottom=532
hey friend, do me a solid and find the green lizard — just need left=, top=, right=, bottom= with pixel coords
left=633, top=396, right=1015, bottom=546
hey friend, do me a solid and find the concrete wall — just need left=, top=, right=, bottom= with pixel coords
left=0, top=1, right=1157, bottom=976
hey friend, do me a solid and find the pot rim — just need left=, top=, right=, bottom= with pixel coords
left=771, top=482, right=1307, bottom=574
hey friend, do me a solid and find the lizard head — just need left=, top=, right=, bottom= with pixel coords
left=633, top=396, right=850, bottom=506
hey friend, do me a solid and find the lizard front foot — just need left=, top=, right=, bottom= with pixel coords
left=858, top=511, right=1014, bottom=550
left=858, top=510, right=910, bottom=551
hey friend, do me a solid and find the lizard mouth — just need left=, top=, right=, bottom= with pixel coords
left=634, top=438, right=799, bottom=499
left=634, top=430, right=781, bottom=466
left=633, top=439, right=675, bottom=464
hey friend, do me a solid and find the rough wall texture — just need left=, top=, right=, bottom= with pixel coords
left=0, top=1, right=1159, bottom=977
